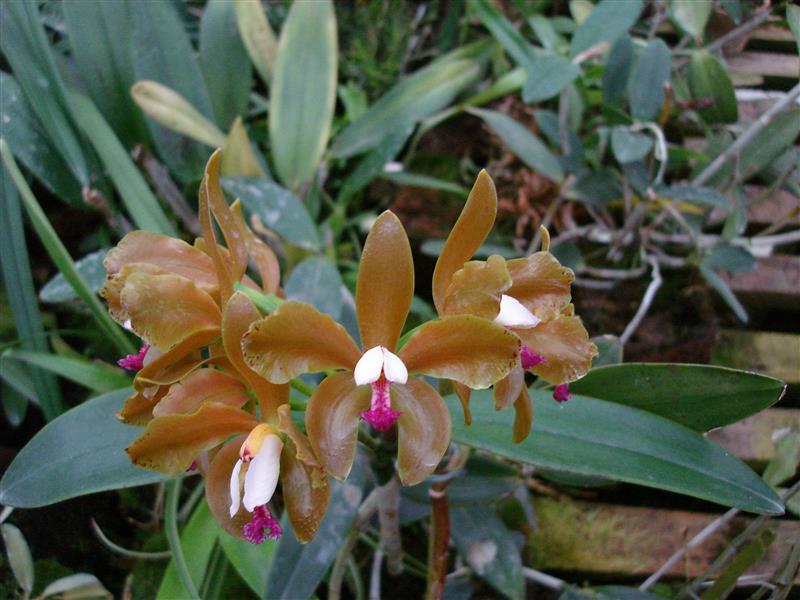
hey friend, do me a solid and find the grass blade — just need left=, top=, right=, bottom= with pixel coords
left=2, top=349, right=130, bottom=394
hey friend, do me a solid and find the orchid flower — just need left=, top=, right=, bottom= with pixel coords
left=432, top=171, right=597, bottom=443
left=241, top=211, right=520, bottom=485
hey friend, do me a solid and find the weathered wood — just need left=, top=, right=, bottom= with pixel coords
left=720, top=255, right=800, bottom=309
left=712, top=330, right=800, bottom=385
left=530, top=497, right=800, bottom=582
left=727, top=51, right=800, bottom=79
left=708, top=409, right=800, bottom=465
left=708, top=186, right=800, bottom=227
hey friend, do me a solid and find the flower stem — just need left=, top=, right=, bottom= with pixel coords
left=165, top=478, right=201, bottom=600
left=425, top=480, right=450, bottom=600
left=378, top=474, right=403, bottom=575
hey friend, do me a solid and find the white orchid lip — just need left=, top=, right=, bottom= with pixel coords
left=493, top=295, right=540, bottom=328
left=353, top=346, right=408, bottom=386
left=229, top=431, right=283, bottom=517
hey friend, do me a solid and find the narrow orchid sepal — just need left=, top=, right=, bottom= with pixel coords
left=494, top=295, right=540, bottom=328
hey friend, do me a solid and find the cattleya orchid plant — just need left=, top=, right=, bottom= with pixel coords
left=101, top=151, right=595, bottom=547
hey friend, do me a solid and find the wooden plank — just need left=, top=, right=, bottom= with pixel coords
left=531, top=497, right=800, bottom=582
left=749, top=25, right=796, bottom=44
left=707, top=409, right=800, bottom=465
left=720, top=255, right=800, bottom=309
left=712, top=330, right=800, bottom=385
left=708, top=186, right=800, bottom=227
left=727, top=51, right=800, bottom=79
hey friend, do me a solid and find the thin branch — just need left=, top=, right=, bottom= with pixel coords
left=91, top=519, right=170, bottom=560
left=705, top=7, right=773, bottom=55
left=425, top=481, right=451, bottom=600
left=522, top=567, right=567, bottom=591
left=693, top=83, right=800, bottom=187
left=619, top=255, right=662, bottom=346
left=369, top=549, right=384, bottom=600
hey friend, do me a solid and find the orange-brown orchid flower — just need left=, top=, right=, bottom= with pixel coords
left=241, top=211, right=520, bottom=486
left=433, top=171, right=597, bottom=443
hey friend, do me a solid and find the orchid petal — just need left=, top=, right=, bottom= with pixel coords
left=494, top=367, right=525, bottom=411
left=353, top=346, right=384, bottom=385
left=432, top=170, right=497, bottom=314
left=229, top=459, right=243, bottom=517
left=452, top=381, right=472, bottom=426
left=494, top=295, right=540, bottom=328
left=506, top=252, right=575, bottom=321
left=280, top=439, right=330, bottom=544
left=392, top=378, right=451, bottom=486
left=514, top=310, right=597, bottom=384
left=355, top=211, right=414, bottom=351
left=400, top=315, right=519, bottom=389
left=207, top=436, right=249, bottom=539
left=117, top=386, right=168, bottom=426
left=381, top=347, right=408, bottom=384
left=134, top=329, right=219, bottom=391
left=242, top=301, right=361, bottom=384
left=243, top=435, right=283, bottom=512
left=231, top=201, right=281, bottom=294
left=512, top=386, right=533, bottom=444
left=442, top=255, right=511, bottom=319
left=152, top=369, right=249, bottom=417
left=305, top=372, right=371, bottom=480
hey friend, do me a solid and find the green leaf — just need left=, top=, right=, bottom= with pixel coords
left=629, top=38, right=671, bottom=120
left=284, top=257, right=344, bottom=319
left=465, top=107, right=563, bottom=182
left=2, top=383, right=28, bottom=427
left=1, top=524, right=34, bottom=598
left=219, top=533, right=275, bottom=597
left=569, top=363, right=785, bottom=431
left=700, top=530, right=775, bottom=600
left=199, top=0, right=252, bottom=130
left=447, top=390, right=783, bottom=514
left=737, top=108, right=800, bottom=182
left=762, top=432, right=800, bottom=488
left=602, top=35, right=634, bottom=105
left=569, top=0, right=643, bottom=57
left=0, top=71, right=82, bottom=205
left=571, top=168, right=621, bottom=205
left=39, top=249, right=108, bottom=304
left=221, top=177, right=319, bottom=249
left=469, top=0, right=536, bottom=66
left=234, top=0, right=278, bottom=85
left=671, top=0, right=712, bottom=39
left=590, top=335, right=623, bottom=367
left=611, top=126, right=653, bottom=163
left=266, top=473, right=367, bottom=600
left=451, top=505, right=524, bottom=600
left=2, top=349, right=130, bottom=394
left=331, top=52, right=484, bottom=158
left=1, top=141, right=134, bottom=355
left=0, top=161, right=64, bottom=420
left=699, top=264, right=748, bottom=323
left=0, top=0, right=90, bottom=187
left=688, top=50, right=738, bottom=124
left=522, top=54, right=581, bottom=103
left=703, top=245, right=755, bottom=273
left=270, top=0, right=337, bottom=188
left=0, top=388, right=166, bottom=508
left=789, top=5, right=800, bottom=55
left=158, top=498, right=217, bottom=600
left=528, top=15, right=567, bottom=53
left=130, top=0, right=215, bottom=182
left=62, top=0, right=148, bottom=147
left=69, top=92, right=176, bottom=236
left=654, top=183, right=729, bottom=209
left=380, top=171, right=470, bottom=197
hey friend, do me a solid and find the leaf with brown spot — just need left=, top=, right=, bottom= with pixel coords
left=126, top=402, right=257, bottom=476
left=152, top=369, right=249, bottom=417
left=442, top=255, right=510, bottom=319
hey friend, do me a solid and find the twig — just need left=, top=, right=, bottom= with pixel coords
left=580, top=265, right=648, bottom=280
left=91, top=519, right=171, bottom=560
left=369, top=549, right=384, bottom=600
left=693, top=83, right=800, bottom=187
left=573, top=278, right=616, bottom=290
left=770, top=539, right=800, bottom=600
left=378, top=474, right=404, bottom=575
left=522, top=567, right=566, bottom=591
left=619, top=254, right=662, bottom=346
left=705, top=7, right=772, bottom=55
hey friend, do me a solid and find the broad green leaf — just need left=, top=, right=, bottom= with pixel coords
left=130, top=0, right=216, bottom=182
left=0, top=72, right=81, bottom=205
left=571, top=168, right=621, bottom=205
left=699, top=264, right=748, bottom=323
left=447, top=390, right=783, bottom=514
left=0, top=0, right=89, bottom=187
left=284, top=257, right=344, bottom=319
left=1, top=524, right=33, bottom=598
left=219, top=533, right=276, bottom=596
left=703, top=245, right=755, bottom=273
left=62, top=0, right=148, bottom=147
left=39, top=249, right=108, bottom=304
left=265, top=471, right=367, bottom=600
left=0, top=161, right=63, bottom=420
left=688, top=50, right=738, bottom=124
left=331, top=53, right=483, bottom=158
left=611, top=126, right=653, bottom=163
left=569, top=0, right=643, bottom=56
left=200, top=0, right=252, bottom=130
left=69, top=92, right=177, bottom=236
left=737, top=108, right=800, bottom=182
left=2, top=349, right=130, bottom=394
left=721, top=0, right=742, bottom=23
left=0, top=142, right=134, bottom=355
left=470, top=0, right=536, bottom=66
left=0, top=388, right=165, bottom=508
left=451, top=505, right=524, bottom=600
left=671, top=0, right=712, bottom=39
left=602, top=35, right=633, bottom=105
left=528, top=15, right=567, bottom=53
left=654, top=183, right=729, bottom=209
left=789, top=5, right=800, bottom=54
left=629, top=38, right=671, bottom=120
left=221, top=177, right=319, bottom=249
left=381, top=171, right=470, bottom=197
left=0, top=355, right=38, bottom=406
left=270, top=0, right=337, bottom=188
left=466, top=107, right=563, bottom=182
left=235, top=0, right=278, bottom=84
left=570, top=363, right=784, bottom=431
left=158, top=499, right=218, bottom=600
left=523, top=54, right=581, bottom=103
left=590, top=335, right=623, bottom=367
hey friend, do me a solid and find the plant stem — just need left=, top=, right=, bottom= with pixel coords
left=165, top=478, right=201, bottom=600
left=378, top=474, right=404, bottom=575
left=425, top=480, right=451, bottom=600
